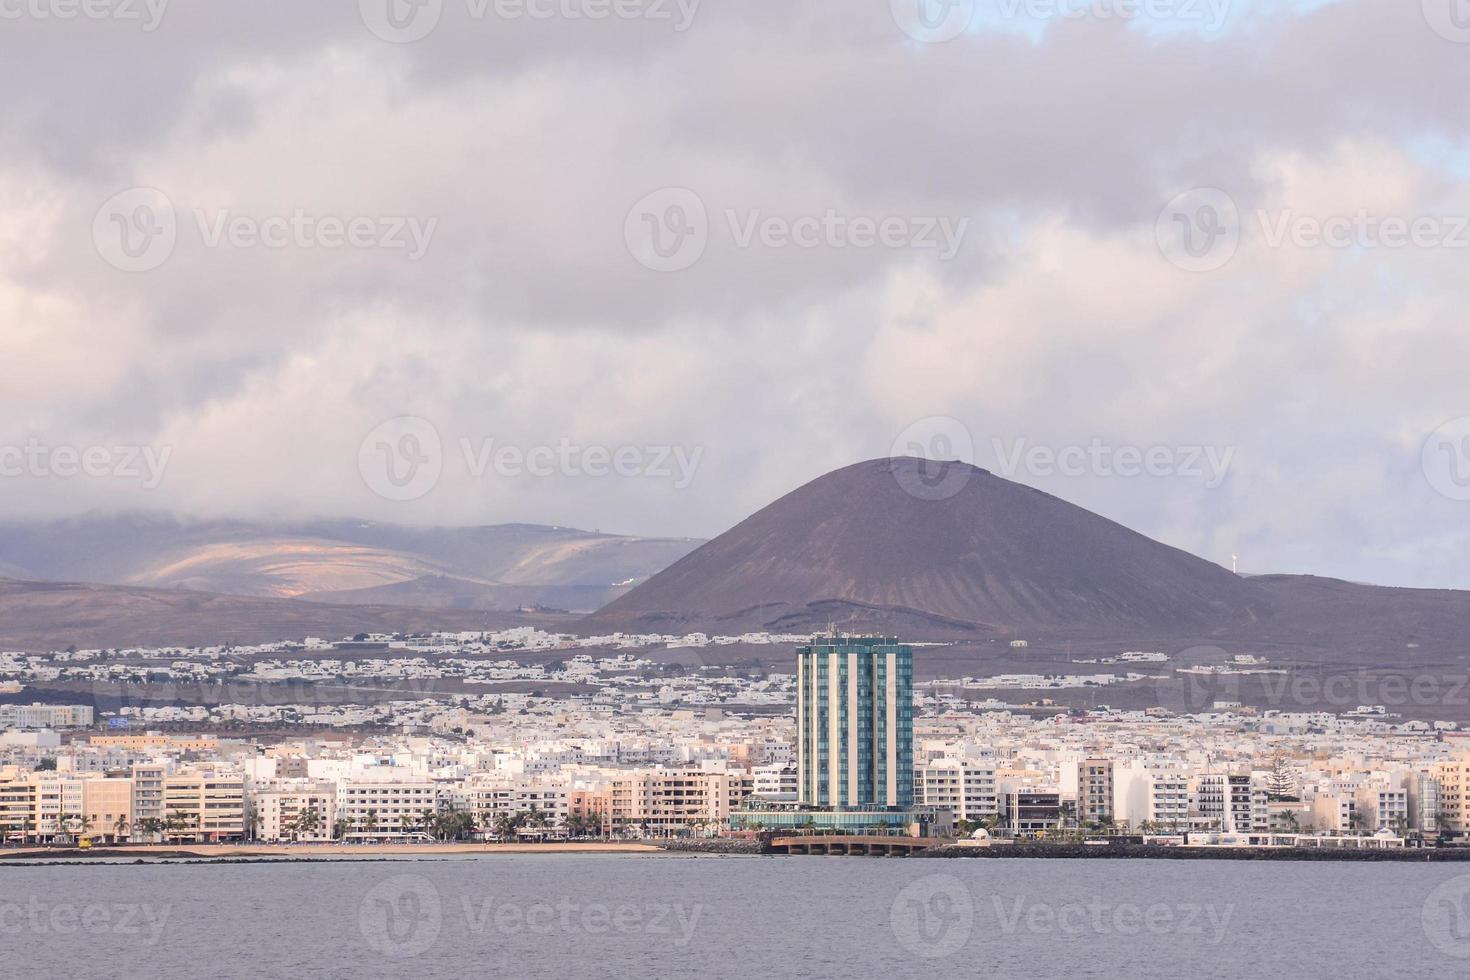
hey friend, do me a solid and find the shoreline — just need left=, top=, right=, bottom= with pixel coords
left=0, top=842, right=665, bottom=864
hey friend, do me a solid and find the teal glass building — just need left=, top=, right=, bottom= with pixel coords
left=796, top=636, right=914, bottom=809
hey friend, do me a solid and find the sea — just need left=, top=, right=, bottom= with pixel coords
left=4, top=854, right=1469, bottom=978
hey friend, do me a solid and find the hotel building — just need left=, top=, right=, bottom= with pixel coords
left=796, top=635, right=914, bottom=809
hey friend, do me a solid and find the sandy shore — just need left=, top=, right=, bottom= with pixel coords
left=0, top=842, right=664, bottom=861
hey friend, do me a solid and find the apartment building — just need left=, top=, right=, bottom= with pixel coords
left=335, top=779, right=439, bottom=839
left=466, top=777, right=569, bottom=830
left=1354, top=783, right=1409, bottom=832
left=917, top=759, right=999, bottom=822
left=1434, top=755, right=1470, bottom=833
left=164, top=772, right=246, bottom=841
left=0, top=704, right=94, bottom=729
left=82, top=775, right=134, bottom=840
left=1113, top=761, right=1190, bottom=831
left=1194, top=773, right=1268, bottom=833
left=1406, top=771, right=1441, bottom=834
left=1312, top=792, right=1357, bottom=834
left=607, top=769, right=752, bottom=836
left=1077, top=758, right=1115, bottom=825
left=0, top=766, right=37, bottom=842
left=131, top=764, right=167, bottom=836
left=251, top=785, right=337, bottom=841
left=999, top=780, right=1061, bottom=837
left=751, top=764, right=798, bottom=802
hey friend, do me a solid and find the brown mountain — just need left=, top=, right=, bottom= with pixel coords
left=590, top=457, right=1270, bottom=635
left=0, top=516, right=699, bottom=613
left=0, top=577, right=568, bottom=652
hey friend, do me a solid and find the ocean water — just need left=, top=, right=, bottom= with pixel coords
left=4, top=855, right=1470, bottom=978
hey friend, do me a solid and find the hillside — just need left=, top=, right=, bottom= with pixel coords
left=591, top=457, right=1271, bottom=635
left=0, top=516, right=699, bottom=613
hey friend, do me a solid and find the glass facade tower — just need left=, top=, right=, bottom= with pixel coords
left=795, top=636, right=914, bottom=809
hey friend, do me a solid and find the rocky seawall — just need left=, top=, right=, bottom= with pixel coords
left=922, top=842, right=1469, bottom=861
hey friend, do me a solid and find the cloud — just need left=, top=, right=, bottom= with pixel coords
left=2, top=0, right=1469, bottom=588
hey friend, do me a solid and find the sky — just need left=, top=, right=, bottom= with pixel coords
left=3, top=0, right=1470, bottom=589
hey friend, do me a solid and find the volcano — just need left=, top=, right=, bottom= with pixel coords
left=590, top=457, right=1271, bottom=635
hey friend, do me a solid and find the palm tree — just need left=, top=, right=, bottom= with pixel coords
left=1436, top=811, right=1455, bottom=840
left=524, top=806, right=550, bottom=840
left=492, top=810, right=522, bottom=841
left=62, top=813, right=94, bottom=846
left=244, top=809, right=263, bottom=843
left=332, top=818, right=351, bottom=842
left=363, top=809, right=379, bottom=839
left=113, top=814, right=130, bottom=844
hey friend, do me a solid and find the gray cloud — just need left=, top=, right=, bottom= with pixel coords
left=2, top=0, right=1469, bottom=589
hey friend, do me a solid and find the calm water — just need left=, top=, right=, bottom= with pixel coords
left=4, top=855, right=1470, bottom=978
